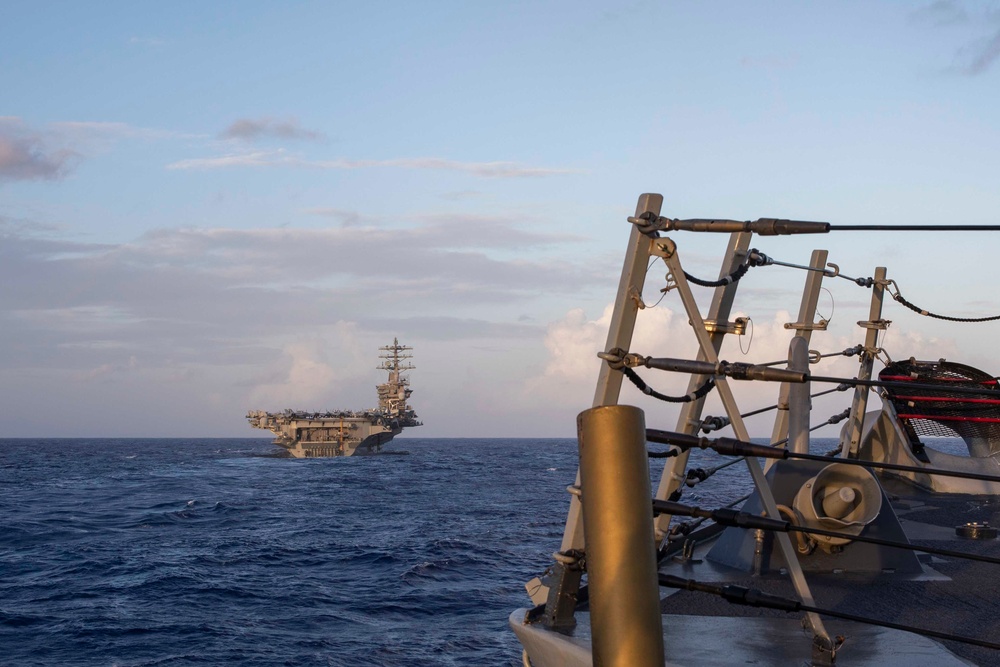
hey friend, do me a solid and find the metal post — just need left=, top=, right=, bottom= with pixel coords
left=788, top=337, right=811, bottom=455
left=541, top=193, right=662, bottom=628
left=653, top=232, right=752, bottom=543
left=842, top=266, right=887, bottom=458
left=662, top=250, right=833, bottom=648
left=769, top=249, right=828, bottom=456
left=578, top=405, right=665, bottom=667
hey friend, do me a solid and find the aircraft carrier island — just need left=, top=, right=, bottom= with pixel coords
left=247, top=338, right=421, bottom=457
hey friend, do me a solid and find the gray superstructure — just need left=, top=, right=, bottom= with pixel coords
left=247, top=338, right=421, bottom=457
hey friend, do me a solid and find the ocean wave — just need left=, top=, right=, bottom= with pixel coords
left=0, top=437, right=586, bottom=666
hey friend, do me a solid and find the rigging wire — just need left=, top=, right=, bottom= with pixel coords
left=809, top=374, right=1000, bottom=398
left=639, top=256, right=669, bottom=309
left=738, top=316, right=753, bottom=355
left=653, top=499, right=1000, bottom=568
left=659, top=574, right=1000, bottom=652
left=662, top=493, right=752, bottom=544
left=648, top=429, right=1000, bottom=486
left=830, top=224, right=1000, bottom=232
left=699, top=384, right=851, bottom=433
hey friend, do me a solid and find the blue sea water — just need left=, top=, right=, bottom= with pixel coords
left=0, top=438, right=591, bottom=666
left=2, top=436, right=965, bottom=666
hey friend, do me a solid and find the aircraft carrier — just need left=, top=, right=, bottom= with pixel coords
left=246, top=338, right=421, bottom=457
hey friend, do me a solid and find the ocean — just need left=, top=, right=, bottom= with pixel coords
left=0, top=436, right=864, bottom=666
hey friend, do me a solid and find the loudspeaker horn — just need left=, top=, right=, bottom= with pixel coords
left=792, top=463, right=882, bottom=552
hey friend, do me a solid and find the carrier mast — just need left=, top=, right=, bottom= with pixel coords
left=377, top=337, right=416, bottom=417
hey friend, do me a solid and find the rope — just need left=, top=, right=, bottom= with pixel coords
left=622, top=366, right=715, bottom=403
left=890, top=282, right=1000, bottom=323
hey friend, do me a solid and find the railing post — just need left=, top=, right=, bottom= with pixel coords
left=578, top=404, right=665, bottom=667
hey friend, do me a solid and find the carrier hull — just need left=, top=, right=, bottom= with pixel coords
left=246, top=338, right=420, bottom=457
left=246, top=411, right=409, bottom=458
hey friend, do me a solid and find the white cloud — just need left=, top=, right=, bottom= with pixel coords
left=221, top=116, right=323, bottom=142
left=0, top=117, right=197, bottom=182
left=0, top=118, right=79, bottom=181
left=522, top=304, right=689, bottom=414
left=519, top=302, right=969, bottom=437
left=246, top=322, right=368, bottom=410
left=165, top=150, right=581, bottom=178
left=75, top=355, right=139, bottom=382
left=165, top=150, right=292, bottom=170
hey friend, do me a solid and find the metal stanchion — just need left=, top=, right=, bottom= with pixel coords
left=578, top=405, right=665, bottom=667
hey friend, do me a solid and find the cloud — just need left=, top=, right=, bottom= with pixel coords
left=912, top=2, right=1000, bottom=75
left=301, top=207, right=366, bottom=227
left=0, top=219, right=596, bottom=376
left=522, top=304, right=688, bottom=413
left=76, top=355, right=139, bottom=381
left=166, top=150, right=292, bottom=170
left=221, top=116, right=323, bottom=142
left=958, top=27, right=1000, bottom=74
left=519, top=300, right=970, bottom=437
left=2, top=216, right=599, bottom=434
left=50, top=121, right=194, bottom=142
left=166, top=150, right=582, bottom=178
left=0, top=118, right=79, bottom=182
left=0, top=117, right=199, bottom=183
left=911, top=1, right=968, bottom=27
left=247, top=324, right=365, bottom=409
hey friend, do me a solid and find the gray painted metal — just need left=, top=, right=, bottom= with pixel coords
left=652, top=231, right=752, bottom=543
left=661, top=247, right=832, bottom=647
left=245, top=338, right=421, bottom=457
left=788, top=336, right=812, bottom=455
left=842, top=267, right=887, bottom=458
left=510, top=610, right=975, bottom=666
left=769, top=248, right=829, bottom=458
left=543, top=194, right=663, bottom=627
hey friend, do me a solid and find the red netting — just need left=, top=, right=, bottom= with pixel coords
left=879, top=359, right=1000, bottom=445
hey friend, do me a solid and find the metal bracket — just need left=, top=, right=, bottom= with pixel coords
left=650, top=237, right=677, bottom=259
left=857, top=319, right=891, bottom=330
left=660, top=271, right=678, bottom=294
left=628, top=285, right=646, bottom=309
left=703, top=317, right=748, bottom=336
left=784, top=318, right=829, bottom=331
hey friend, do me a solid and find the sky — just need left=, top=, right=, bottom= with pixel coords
left=3, top=1, right=1000, bottom=438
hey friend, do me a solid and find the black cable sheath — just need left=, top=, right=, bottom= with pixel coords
left=789, top=523, right=1000, bottom=566
left=647, top=430, right=1000, bottom=484
left=891, top=290, right=1000, bottom=323
left=659, top=575, right=1000, bottom=651
left=810, top=375, right=1000, bottom=398
left=622, top=366, right=715, bottom=403
left=786, top=449, right=1000, bottom=484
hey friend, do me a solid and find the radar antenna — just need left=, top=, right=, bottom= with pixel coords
left=376, top=338, right=418, bottom=419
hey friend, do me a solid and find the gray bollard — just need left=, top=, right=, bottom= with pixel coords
left=578, top=405, right=665, bottom=667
